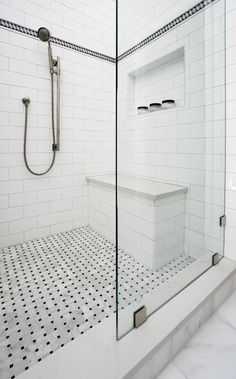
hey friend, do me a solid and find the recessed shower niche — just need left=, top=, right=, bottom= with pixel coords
left=127, top=47, right=185, bottom=117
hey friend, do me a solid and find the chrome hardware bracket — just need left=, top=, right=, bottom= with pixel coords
left=134, top=305, right=147, bottom=328
left=22, top=97, right=30, bottom=107
left=212, top=253, right=220, bottom=266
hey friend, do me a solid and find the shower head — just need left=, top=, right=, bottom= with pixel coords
left=38, top=27, right=54, bottom=73
left=38, top=27, right=51, bottom=42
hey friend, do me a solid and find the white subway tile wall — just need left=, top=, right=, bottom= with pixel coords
left=88, top=178, right=186, bottom=269
left=118, top=0, right=226, bottom=259
left=1, top=0, right=235, bottom=262
left=0, top=0, right=115, bottom=56
left=118, top=0, right=202, bottom=54
left=0, top=0, right=115, bottom=248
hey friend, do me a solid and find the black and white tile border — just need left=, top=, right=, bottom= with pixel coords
left=0, top=0, right=218, bottom=63
left=0, top=18, right=115, bottom=63
left=118, top=0, right=218, bottom=60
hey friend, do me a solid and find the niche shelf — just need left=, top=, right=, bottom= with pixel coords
left=127, top=47, right=185, bottom=118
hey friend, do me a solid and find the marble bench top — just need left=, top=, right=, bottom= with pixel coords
left=86, top=174, right=188, bottom=200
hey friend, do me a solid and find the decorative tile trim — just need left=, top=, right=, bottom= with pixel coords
left=0, top=18, right=115, bottom=63
left=118, top=0, right=218, bottom=61
left=0, top=0, right=218, bottom=63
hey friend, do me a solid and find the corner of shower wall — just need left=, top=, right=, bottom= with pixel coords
left=0, top=1, right=116, bottom=249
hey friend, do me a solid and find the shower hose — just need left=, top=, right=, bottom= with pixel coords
left=23, top=74, right=56, bottom=176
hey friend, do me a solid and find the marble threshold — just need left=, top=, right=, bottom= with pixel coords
left=157, top=287, right=236, bottom=379
left=17, top=258, right=236, bottom=379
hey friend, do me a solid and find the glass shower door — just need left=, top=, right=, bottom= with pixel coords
left=116, top=0, right=226, bottom=338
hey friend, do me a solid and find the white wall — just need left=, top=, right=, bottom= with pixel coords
left=118, top=0, right=200, bottom=54
left=225, top=0, right=236, bottom=260
left=1, top=0, right=236, bottom=261
left=0, top=0, right=115, bottom=247
left=0, top=0, right=115, bottom=56
left=118, top=0, right=226, bottom=259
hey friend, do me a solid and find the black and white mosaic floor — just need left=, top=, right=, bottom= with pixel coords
left=0, top=226, right=194, bottom=379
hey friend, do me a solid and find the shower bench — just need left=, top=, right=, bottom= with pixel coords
left=86, top=175, right=187, bottom=270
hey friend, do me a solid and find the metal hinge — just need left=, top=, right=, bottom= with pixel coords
left=219, top=215, right=226, bottom=227
left=212, top=252, right=220, bottom=266
left=134, top=305, right=147, bottom=328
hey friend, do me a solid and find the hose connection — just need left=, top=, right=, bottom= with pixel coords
left=22, top=97, right=31, bottom=107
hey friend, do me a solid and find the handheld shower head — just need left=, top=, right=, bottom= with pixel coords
left=38, top=27, right=54, bottom=74
left=38, top=27, right=51, bottom=42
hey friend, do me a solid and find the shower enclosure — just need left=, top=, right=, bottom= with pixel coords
left=0, top=0, right=226, bottom=377
left=115, top=0, right=226, bottom=338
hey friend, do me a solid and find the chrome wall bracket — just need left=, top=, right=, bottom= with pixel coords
left=134, top=305, right=147, bottom=328
left=22, top=97, right=30, bottom=107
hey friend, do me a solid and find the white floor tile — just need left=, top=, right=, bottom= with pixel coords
left=0, top=225, right=194, bottom=379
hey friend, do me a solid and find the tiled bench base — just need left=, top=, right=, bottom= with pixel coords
left=87, top=175, right=187, bottom=269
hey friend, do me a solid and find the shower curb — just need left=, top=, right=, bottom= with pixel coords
left=125, top=258, right=236, bottom=379
left=16, top=258, right=236, bottom=379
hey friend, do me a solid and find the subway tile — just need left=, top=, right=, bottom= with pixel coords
left=0, top=195, right=8, bottom=209
left=9, top=192, right=36, bottom=207
left=24, top=202, right=50, bottom=218
left=24, top=226, right=50, bottom=241
left=10, top=217, right=37, bottom=234
left=38, top=212, right=62, bottom=227
left=0, top=180, right=23, bottom=195
left=0, top=222, right=8, bottom=237
left=0, top=206, right=23, bottom=223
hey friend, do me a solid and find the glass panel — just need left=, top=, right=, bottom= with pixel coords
left=116, top=0, right=226, bottom=338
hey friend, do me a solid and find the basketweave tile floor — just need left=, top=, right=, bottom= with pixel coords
left=0, top=225, right=195, bottom=379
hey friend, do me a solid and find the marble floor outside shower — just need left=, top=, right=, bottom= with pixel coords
left=0, top=225, right=194, bottom=379
left=156, top=288, right=236, bottom=379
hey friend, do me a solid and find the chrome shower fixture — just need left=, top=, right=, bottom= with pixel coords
left=22, top=27, right=61, bottom=176
left=38, top=27, right=57, bottom=75
left=22, top=97, right=30, bottom=107
left=38, top=27, right=51, bottom=42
